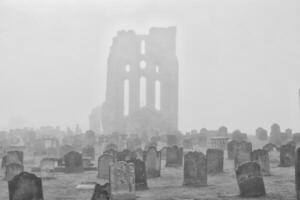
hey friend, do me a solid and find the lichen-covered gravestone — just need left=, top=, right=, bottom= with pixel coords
left=295, top=146, right=300, bottom=200
left=98, top=153, right=114, bottom=179
left=206, top=149, right=224, bottom=174
left=109, top=161, right=135, bottom=200
left=143, top=147, right=161, bottom=178
left=128, top=159, right=148, bottom=190
left=9, top=172, right=44, bottom=200
left=91, top=183, right=110, bottom=200
left=279, top=142, right=295, bottom=167
left=251, top=149, right=270, bottom=176
left=183, top=152, right=207, bottom=187
left=165, top=145, right=183, bottom=167
left=5, top=163, right=24, bottom=181
left=236, top=162, right=266, bottom=197
left=64, top=151, right=84, bottom=173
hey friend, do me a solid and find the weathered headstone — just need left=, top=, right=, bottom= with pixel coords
left=143, top=147, right=161, bottom=178
left=8, top=171, right=44, bottom=200
left=40, top=158, right=57, bottom=179
left=4, top=151, right=23, bottom=167
left=128, top=159, right=148, bottom=190
left=109, top=161, right=135, bottom=200
left=251, top=149, right=270, bottom=176
left=91, top=183, right=110, bottom=200
left=183, top=152, right=207, bottom=187
left=5, top=163, right=24, bottom=181
left=165, top=146, right=183, bottom=167
left=206, top=149, right=224, bottom=174
left=279, top=142, right=295, bottom=167
left=98, top=154, right=114, bottom=179
left=64, top=151, right=84, bottom=173
left=236, top=162, right=266, bottom=197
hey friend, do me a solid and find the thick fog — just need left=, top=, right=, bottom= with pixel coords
left=0, top=0, right=299, bottom=133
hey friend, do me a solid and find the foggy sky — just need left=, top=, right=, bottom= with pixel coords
left=0, top=0, right=299, bottom=134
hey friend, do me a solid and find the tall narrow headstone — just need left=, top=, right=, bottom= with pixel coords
left=206, top=149, right=224, bottom=174
left=144, top=147, right=161, bottom=178
left=128, top=159, right=148, bottom=190
left=295, top=146, right=300, bottom=200
left=98, top=154, right=114, bottom=179
left=109, top=161, right=135, bottom=200
left=251, top=149, right=270, bottom=176
left=279, top=142, right=295, bottom=167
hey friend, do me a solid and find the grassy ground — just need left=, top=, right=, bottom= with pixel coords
left=0, top=138, right=295, bottom=200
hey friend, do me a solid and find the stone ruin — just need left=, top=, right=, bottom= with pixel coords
left=100, top=27, right=179, bottom=135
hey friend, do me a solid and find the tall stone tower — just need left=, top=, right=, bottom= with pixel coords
left=101, top=27, right=178, bottom=135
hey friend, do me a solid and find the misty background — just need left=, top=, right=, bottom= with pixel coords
left=0, top=0, right=299, bottom=134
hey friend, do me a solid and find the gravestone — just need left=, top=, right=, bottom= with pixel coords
left=143, top=147, right=161, bottom=178
left=82, top=145, right=95, bottom=160
left=234, top=141, right=252, bottom=169
left=236, top=162, right=266, bottom=197
left=251, top=149, right=270, bottom=176
left=206, top=149, right=224, bottom=174
left=40, top=158, right=57, bottom=179
left=135, top=148, right=143, bottom=160
left=91, top=183, right=110, bottom=200
left=183, top=151, right=207, bottom=187
left=64, top=151, right=84, bottom=173
left=295, top=146, right=300, bottom=200
left=98, top=154, right=114, bottom=179
left=165, top=146, right=183, bottom=167
left=4, top=151, right=23, bottom=166
left=227, top=140, right=237, bottom=160
left=5, top=163, right=24, bottom=181
left=128, top=159, right=148, bottom=190
left=8, top=172, right=44, bottom=200
left=279, top=142, right=295, bottom=167
left=109, top=161, right=135, bottom=200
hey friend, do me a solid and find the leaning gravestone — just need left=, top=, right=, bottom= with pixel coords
left=279, top=142, right=295, bottom=167
left=128, top=159, right=148, bottom=190
left=206, top=149, right=224, bottom=174
left=98, top=153, right=114, bottom=179
left=251, top=149, right=270, bottom=176
left=109, top=161, right=135, bottom=200
left=295, top=146, right=300, bottom=200
left=5, top=163, right=24, bottom=181
left=183, top=151, right=207, bottom=187
left=91, top=183, right=110, bottom=200
left=64, top=151, right=84, bottom=173
left=8, top=171, right=44, bottom=200
left=236, top=161, right=266, bottom=197
left=165, top=146, right=183, bottom=167
left=144, top=147, right=161, bottom=178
